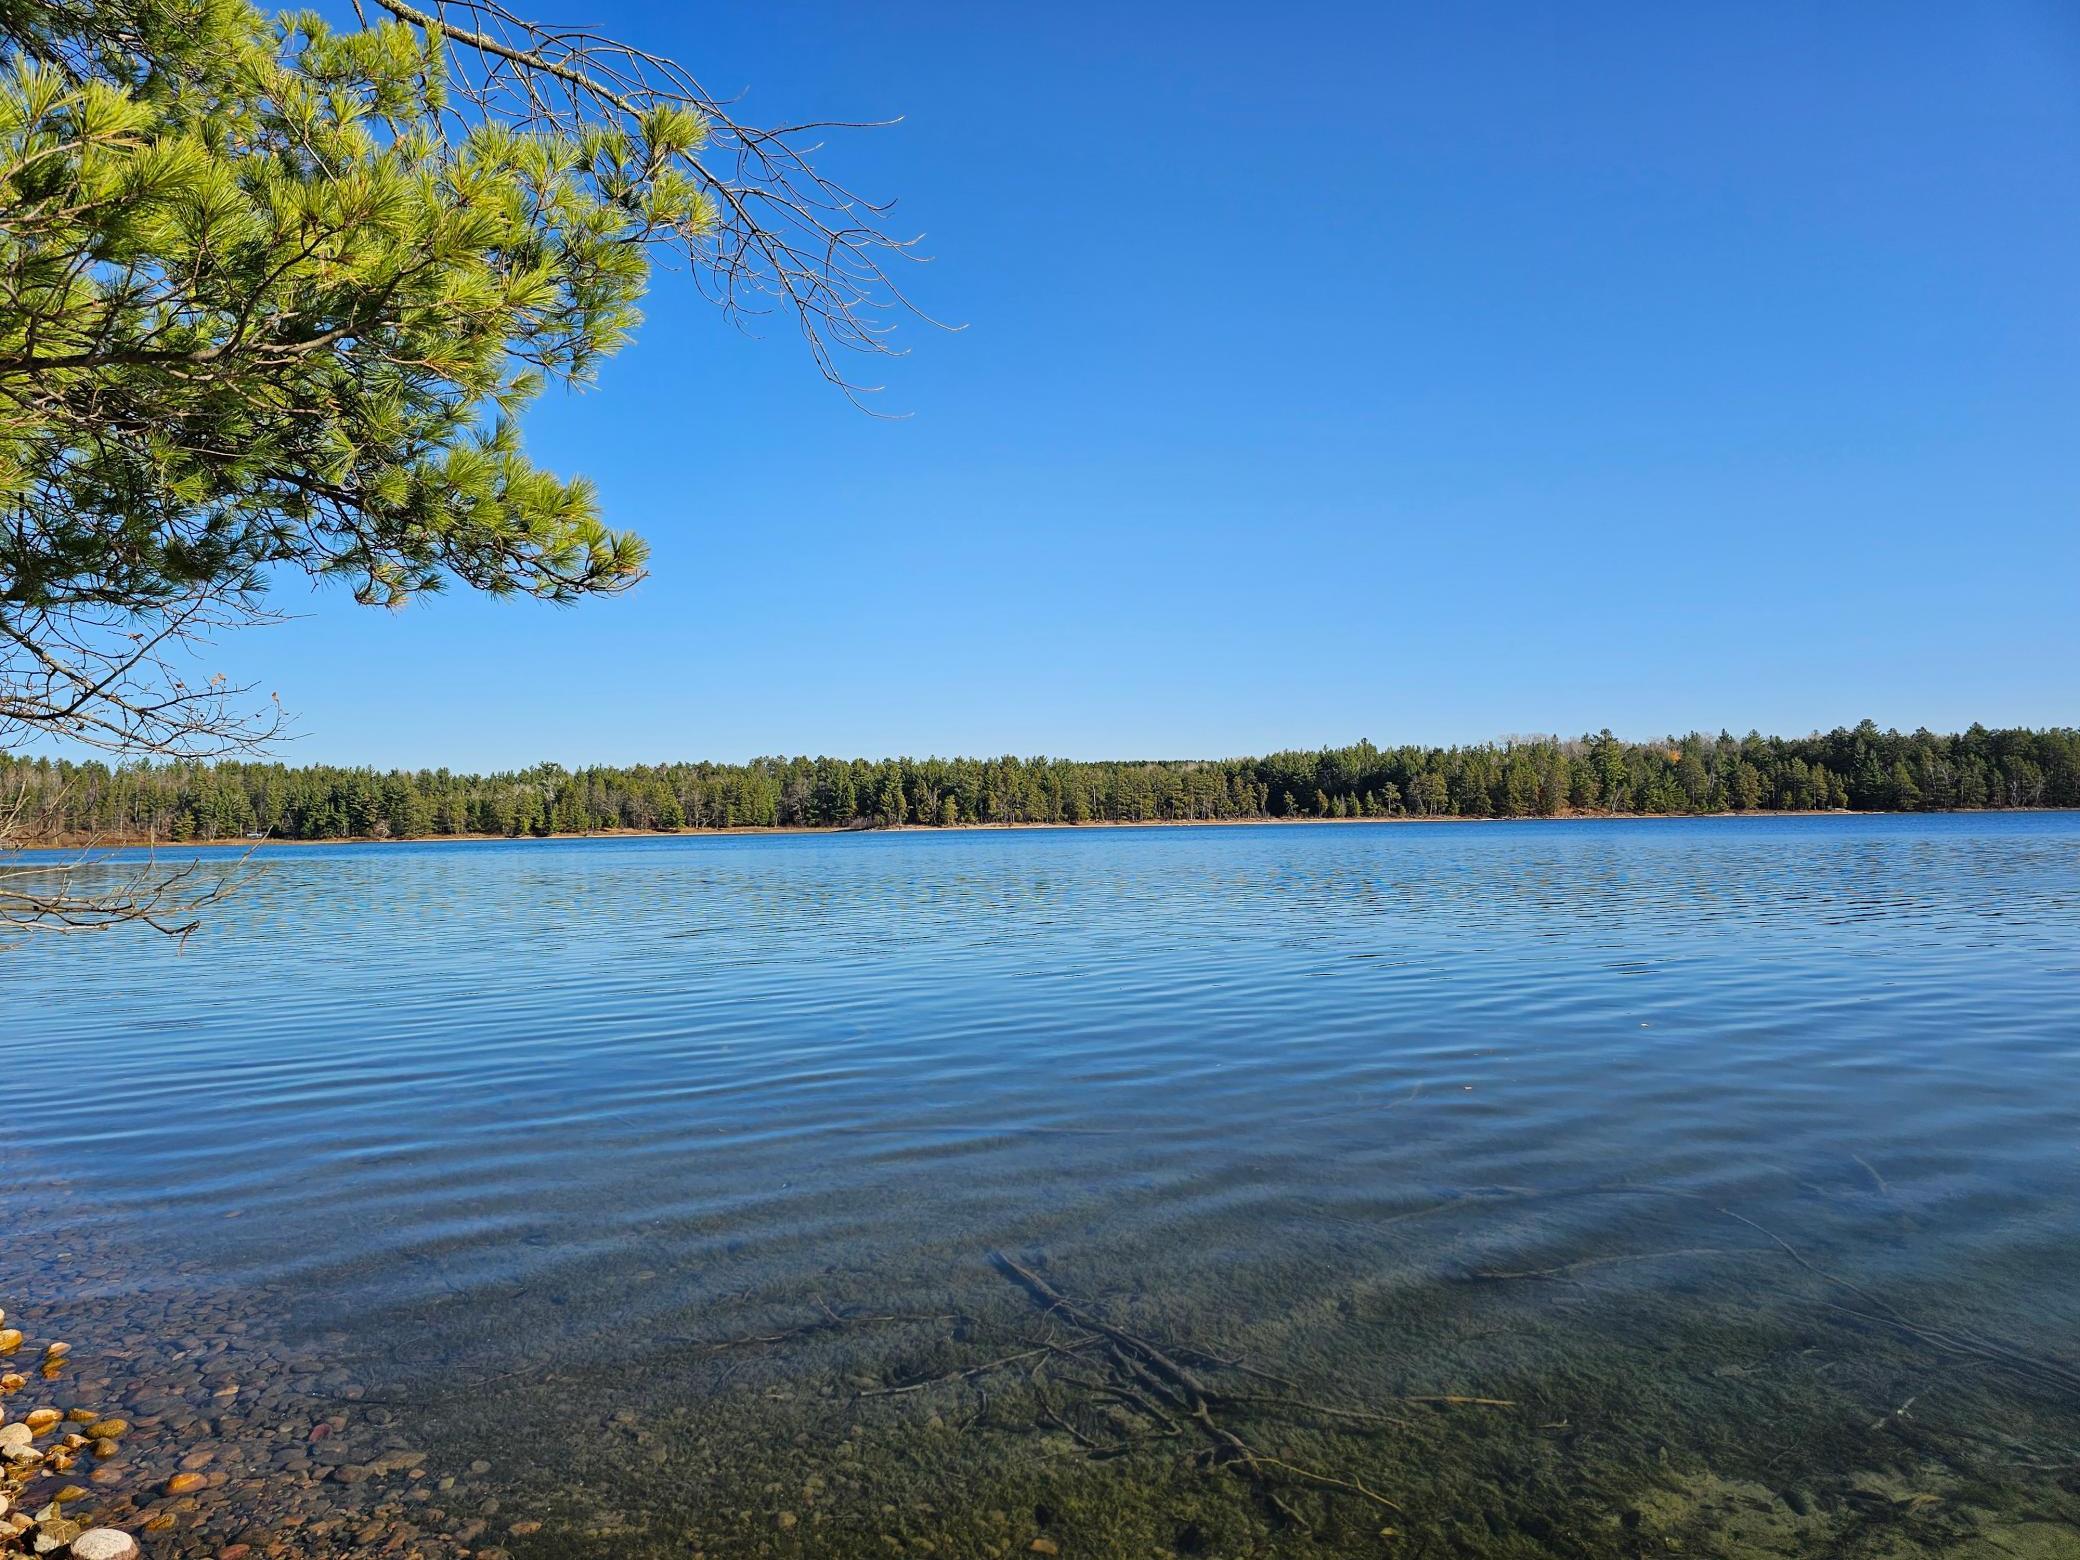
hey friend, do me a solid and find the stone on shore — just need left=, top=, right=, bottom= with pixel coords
left=70, top=1529, right=144, bottom=1560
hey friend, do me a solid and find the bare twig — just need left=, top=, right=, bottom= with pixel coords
left=369, top=0, right=953, bottom=401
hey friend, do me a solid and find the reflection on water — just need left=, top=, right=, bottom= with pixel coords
left=8, top=815, right=2080, bottom=1556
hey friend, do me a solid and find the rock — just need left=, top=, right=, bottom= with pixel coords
left=776, top=1511, right=798, bottom=1531
left=0, top=1423, right=30, bottom=1449
left=86, top=1420, right=129, bottom=1440
left=30, top=1517, right=81, bottom=1554
left=1029, top=1542, right=1059, bottom=1556
left=24, top=1409, right=61, bottom=1434
left=165, top=1470, right=207, bottom=1495
left=0, top=1329, right=23, bottom=1354
left=69, top=1530, right=143, bottom=1560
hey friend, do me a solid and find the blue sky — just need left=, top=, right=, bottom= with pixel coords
left=230, top=2, right=2078, bottom=768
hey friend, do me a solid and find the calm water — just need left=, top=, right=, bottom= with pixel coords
left=8, top=815, right=2080, bottom=1558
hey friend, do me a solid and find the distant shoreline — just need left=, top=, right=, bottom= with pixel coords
left=30, top=807, right=2078, bottom=852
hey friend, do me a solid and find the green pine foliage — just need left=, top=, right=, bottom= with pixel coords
left=0, top=0, right=707, bottom=616
left=6, top=721, right=2076, bottom=843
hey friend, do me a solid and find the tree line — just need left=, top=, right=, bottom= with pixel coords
left=4, top=722, right=2075, bottom=844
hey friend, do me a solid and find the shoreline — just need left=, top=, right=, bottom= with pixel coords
left=21, top=806, right=2075, bottom=852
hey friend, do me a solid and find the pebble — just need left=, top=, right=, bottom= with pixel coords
left=165, top=1471, right=207, bottom=1495
left=1029, top=1541, right=1060, bottom=1555
left=30, top=1517, right=81, bottom=1554
left=70, top=1530, right=143, bottom=1560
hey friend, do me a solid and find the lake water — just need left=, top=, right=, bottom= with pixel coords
left=8, top=815, right=2080, bottom=1558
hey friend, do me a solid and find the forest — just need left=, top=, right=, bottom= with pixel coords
left=4, top=722, right=2075, bottom=844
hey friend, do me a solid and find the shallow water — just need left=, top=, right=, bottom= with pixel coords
left=8, top=815, right=2080, bottom=1557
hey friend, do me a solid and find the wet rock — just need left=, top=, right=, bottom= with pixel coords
left=1029, top=1541, right=1060, bottom=1556
left=165, top=1471, right=206, bottom=1494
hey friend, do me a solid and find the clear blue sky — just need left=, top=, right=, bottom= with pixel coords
left=233, top=1, right=2079, bottom=768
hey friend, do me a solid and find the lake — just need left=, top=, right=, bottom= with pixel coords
left=8, top=814, right=2080, bottom=1558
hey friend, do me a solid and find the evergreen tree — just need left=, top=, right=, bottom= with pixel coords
left=0, top=0, right=927, bottom=936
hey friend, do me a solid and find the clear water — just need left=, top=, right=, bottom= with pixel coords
left=8, top=815, right=2080, bottom=1558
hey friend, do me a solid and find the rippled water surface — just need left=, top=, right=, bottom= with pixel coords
left=9, top=816, right=2080, bottom=1558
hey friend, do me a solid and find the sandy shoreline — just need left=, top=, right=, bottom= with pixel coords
left=9, top=807, right=1974, bottom=852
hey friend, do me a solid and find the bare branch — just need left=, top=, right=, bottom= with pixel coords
left=0, top=586, right=288, bottom=760
left=0, top=777, right=256, bottom=946
left=370, top=0, right=955, bottom=401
